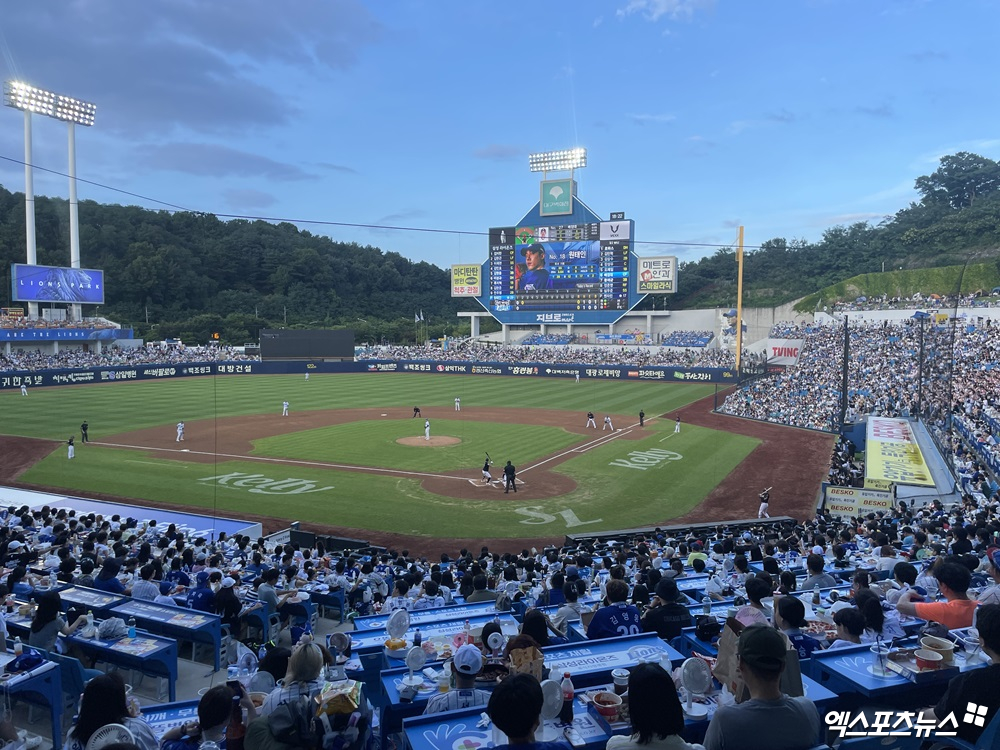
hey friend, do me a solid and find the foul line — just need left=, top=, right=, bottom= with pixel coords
left=95, top=441, right=471, bottom=481
left=521, top=426, right=635, bottom=473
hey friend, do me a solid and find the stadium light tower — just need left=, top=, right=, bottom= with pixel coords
left=4, top=81, right=97, bottom=320
left=528, top=147, right=587, bottom=179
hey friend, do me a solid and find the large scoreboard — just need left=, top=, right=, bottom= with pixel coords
left=484, top=219, right=635, bottom=325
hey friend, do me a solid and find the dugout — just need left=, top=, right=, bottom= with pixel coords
left=259, top=328, right=354, bottom=361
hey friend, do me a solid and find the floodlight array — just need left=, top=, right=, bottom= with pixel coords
left=4, top=81, right=97, bottom=126
left=528, top=147, right=587, bottom=172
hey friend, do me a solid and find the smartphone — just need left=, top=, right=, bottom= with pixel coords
left=227, top=680, right=245, bottom=697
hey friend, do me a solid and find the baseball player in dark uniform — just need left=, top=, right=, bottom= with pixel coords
left=482, top=458, right=493, bottom=484
left=81, top=421, right=89, bottom=443
left=639, top=410, right=645, bottom=427
left=503, top=461, right=517, bottom=493
left=412, top=406, right=421, bottom=418
left=586, top=411, right=596, bottom=428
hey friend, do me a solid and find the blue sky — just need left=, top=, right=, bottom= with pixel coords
left=1, top=0, right=998, bottom=272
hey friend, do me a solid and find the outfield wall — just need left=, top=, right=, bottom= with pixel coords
left=0, top=360, right=739, bottom=390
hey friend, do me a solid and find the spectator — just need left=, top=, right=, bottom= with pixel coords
left=423, top=644, right=491, bottom=714
left=896, top=560, right=979, bottom=629
left=774, top=596, right=820, bottom=659
left=588, top=579, right=641, bottom=640
left=928, top=603, right=1000, bottom=745
left=551, top=582, right=584, bottom=634
left=703, top=625, right=821, bottom=750
left=854, top=589, right=906, bottom=642
left=607, top=662, right=704, bottom=750
left=486, top=673, right=563, bottom=750
left=161, top=683, right=256, bottom=750
left=130, top=563, right=160, bottom=601
left=641, top=578, right=694, bottom=640
left=467, top=574, right=498, bottom=603
left=828, top=608, right=865, bottom=649
left=800, top=554, right=837, bottom=590
left=64, top=672, right=158, bottom=750
left=258, top=640, right=324, bottom=717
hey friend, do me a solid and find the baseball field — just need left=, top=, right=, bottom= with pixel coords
left=0, top=373, right=834, bottom=551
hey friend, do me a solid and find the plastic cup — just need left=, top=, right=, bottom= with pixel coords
left=870, top=644, right=890, bottom=676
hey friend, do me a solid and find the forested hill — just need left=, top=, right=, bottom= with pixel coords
left=1, top=151, right=999, bottom=344
left=661, top=152, right=1000, bottom=310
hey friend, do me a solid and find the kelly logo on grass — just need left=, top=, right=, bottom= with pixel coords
left=198, top=472, right=333, bottom=494
left=609, top=448, right=682, bottom=471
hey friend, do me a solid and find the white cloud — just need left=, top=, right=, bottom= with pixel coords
left=617, top=0, right=715, bottom=22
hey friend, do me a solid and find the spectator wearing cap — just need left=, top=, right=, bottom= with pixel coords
left=703, top=625, right=821, bottom=750
left=927, top=604, right=1000, bottom=745
left=423, top=644, right=491, bottom=715
left=153, top=580, right=176, bottom=607
left=214, top=576, right=243, bottom=635
left=641, top=579, right=694, bottom=640
left=187, top=570, right=216, bottom=613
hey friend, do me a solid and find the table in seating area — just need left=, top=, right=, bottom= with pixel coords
left=66, top=627, right=179, bottom=701
left=52, top=584, right=128, bottom=614
left=110, top=599, right=223, bottom=671
left=352, top=601, right=497, bottom=631
left=0, top=650, right=62, bottom=743
left=382, top=633, right=684, bottom=750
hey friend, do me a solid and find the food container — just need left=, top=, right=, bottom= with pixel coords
left=919, top=635, right=955, bottom=664
left=592, top=691, right=622, bottom=719
left=913, top=649, right=943, bottom=671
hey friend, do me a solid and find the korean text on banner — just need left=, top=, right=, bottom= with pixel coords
left=450, top=264, right=481, bottom=297
left=865, top=417, right=935, bottom=487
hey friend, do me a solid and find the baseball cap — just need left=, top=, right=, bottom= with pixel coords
left=520, top=244, right=545, bottom=257
left=738, top=625, right=787, bottom=673
left=452, top=644, right=483, bottom=675
left=655, top=578, right=680, bottom=602
left=196, top=571, right=210, bottom=584
left=988, top=546, right=1000, bottom=572
left=196, top=552, right=207, bottom=562
left=159, top=581, right=173, bottom=595
left=7, top=540, right=22, bottom=551
left=221, top=577, right=236, bottom=588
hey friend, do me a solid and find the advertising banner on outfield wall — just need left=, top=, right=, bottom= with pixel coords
left=450, top=264, right=482, bottom=297
left=0, top=359, right=738, bottom=389
left=824, top=485, right=895, bottom=519
left=766, top=339, right=805, bottom=366
left=865, top=417, right=935, bottom=487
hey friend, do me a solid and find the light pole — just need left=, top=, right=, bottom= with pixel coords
left=528, top=147, right=588, bottom=179
left=4, top=81, right=97, bottom=321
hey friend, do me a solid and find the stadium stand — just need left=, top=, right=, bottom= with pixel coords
left=660, top=330, right=715, bottom=347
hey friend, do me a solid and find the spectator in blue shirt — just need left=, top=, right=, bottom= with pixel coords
left=587, top=579, right=641, bottom=640
left=774, top=596, right=820, bottom=659
left=188, top=571, right=216, bottom=612
left=92, top=557, right=127, bottom=594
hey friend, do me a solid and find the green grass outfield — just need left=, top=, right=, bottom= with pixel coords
left=2, top=374, right=759, bottom=538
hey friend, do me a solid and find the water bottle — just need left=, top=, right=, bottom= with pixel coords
left=702, top=596, right=711, bottom=615
left=559, top=672, right=575, bottom=724
left=812, top=586, right=821, bottom=606
left=199, top=741, right=220, bottom=750
left=413, top=628, right=422, bottom=647
left=128, top=616, right=137, bottom=639
left=49, top=570, right=57, bottom=588
left=13, top=637, right=22, bottom=656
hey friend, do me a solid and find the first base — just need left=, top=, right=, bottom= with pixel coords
left=381, top=413, right=388, bottom=417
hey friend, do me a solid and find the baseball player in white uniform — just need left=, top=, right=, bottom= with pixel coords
left=455, top=397, right=461, bottom=411
left=675, top=417, right=681, bottom=434
left=176, top=421, right=185, bottom=442
left=282, top=400, right=289, bottom=416
left=67, top=436, right=75, bottom=459
left=603, top=415, right=614, bottom=431
left=758, top=488, right=772, bottom=518
left=424, top=419, right=431, bottom=441
left=20, top=383, right=27, bottom=396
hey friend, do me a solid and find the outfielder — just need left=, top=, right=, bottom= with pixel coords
left=455, top=397, right=461, bottom=412
left=282, top=400, right=289, bottom=416
left=20, top=383, right=27, bottom=396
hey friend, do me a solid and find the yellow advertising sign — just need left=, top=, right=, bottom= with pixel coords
left=451, top=264, right=481, bottom=297
left=864, top=477, right=894, bottom=492
left=825, top=486, right=895, bottom=519
left=865, top=417, right=935, bottom=487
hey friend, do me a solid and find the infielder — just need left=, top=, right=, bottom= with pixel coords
left=586, top=411, right=596, bottom=428
left=675, top=417, right=681, bottom=434
left=20, top=383, right=27, bottom=396
left=67, top=436, right=75, bottom=459
left=758, top=487, right=772, bottom=519
left=639, top=410, right=645, bottom=427
left=176, top=421, right=185, bottom=442
left=603, top=415, right=614, bottom=431
left=424, top=419, right=431, bottom=441
left=455, top=397, right=461, bottom=412
left=481, top=458, right=493, bottom=484
left=282, top=400, right=289, bottom=416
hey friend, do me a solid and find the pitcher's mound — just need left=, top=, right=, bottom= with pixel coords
left=397, top=436, right=461, bottom=447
